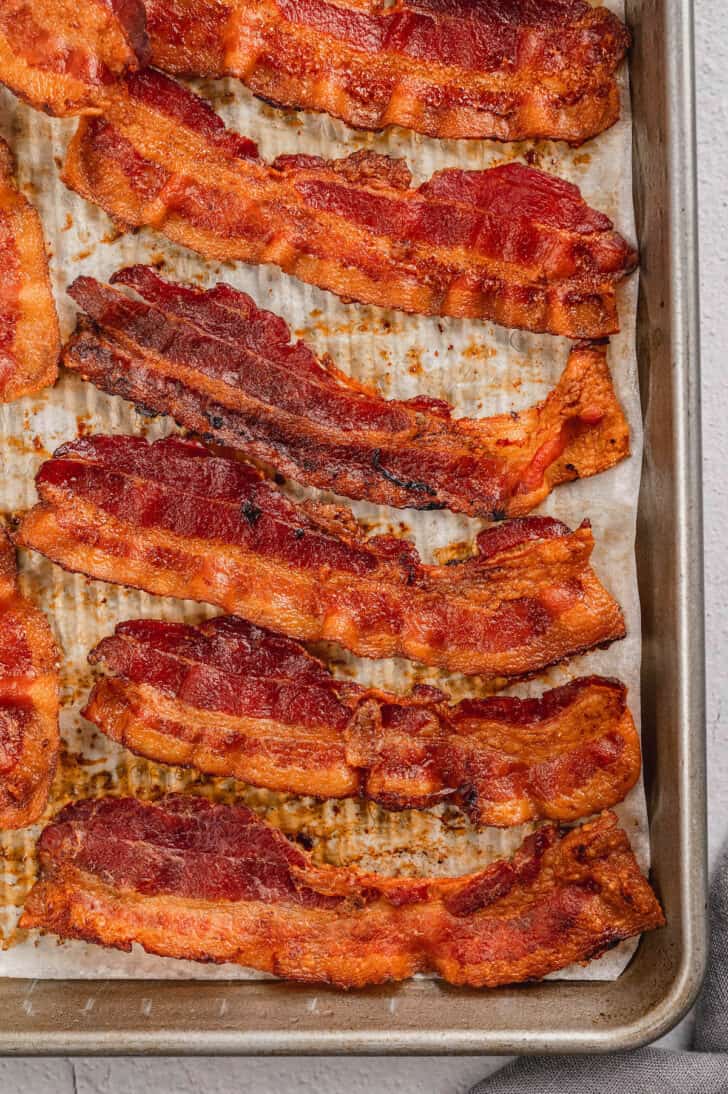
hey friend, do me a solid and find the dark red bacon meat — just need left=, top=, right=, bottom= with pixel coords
left=84, top=615, right=641, bottom=826
left=15, top=434, right=626, bottom=678
left=143, top=0, right=630, bottom=143
left=0, top=141, right=59, bottom=402
left=0, top=0, right=148, bottom=116
left=0, top=528, right=59, bottom=829
left=20, top=795, right=664, bottom=987
left=63, top=267, right=630, bottom=518
left=62, top=70, right=637, bottom=336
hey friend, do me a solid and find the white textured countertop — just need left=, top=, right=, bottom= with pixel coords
left=1, top=8, right=725, bottom=1091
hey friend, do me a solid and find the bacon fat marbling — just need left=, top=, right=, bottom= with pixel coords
left=15, top=434, right=626, bottom=678
left=63, top=266, right=630, bottom=517
left=0, top=0, right=148, bottom=116
left=0, top=140, right=59, bottom=402
left=20, top=795, right=664, bottom=987
left=62, top=70, right=637, bottom=336
left=0, top=529, right=59, bottom=829
left=84, top=615, right=641, bottom=826
left=143, top=0, right=629, bottom=143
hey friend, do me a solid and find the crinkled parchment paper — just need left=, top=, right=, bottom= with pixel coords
left=0, top=0, right=645, bottom=980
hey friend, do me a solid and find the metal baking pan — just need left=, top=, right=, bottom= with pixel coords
left=0, top=0, right=705, bottom=1054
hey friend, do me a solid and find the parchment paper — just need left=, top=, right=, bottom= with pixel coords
left=0, top=0, right=645, bottom=980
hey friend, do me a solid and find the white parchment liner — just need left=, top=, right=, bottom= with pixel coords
left=0, top=1, right=646, bottom=980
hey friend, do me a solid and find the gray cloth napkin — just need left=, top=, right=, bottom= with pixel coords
left=471, top=840, right=728, bottom=1094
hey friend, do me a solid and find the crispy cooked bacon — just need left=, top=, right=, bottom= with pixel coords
left=143, top=0, right=629, bottom=144
left=0, top=529, right=59, bottom=829
left=0, top=141, right=59, bottom=402
left=15, top=434, right=626, bottom=678
left=20, top=795, right=664, bottom=987
left=63, top=267, right=630, bottom=518
left=62, top=70, right=637, bottom=336
left=84, top=616, right=641, bottom=826
left=0, top=0, right=148, bottom=116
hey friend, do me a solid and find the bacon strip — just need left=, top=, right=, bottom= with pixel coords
left=0, top=141, right=59, bottom=402
left=0, top=529, right=59, bottom=829
left=62, top=70, right=637, bottom=337
left=143, top=0, right=630, bottom=144
left=20, top=795, right=664, bottom=987
left=63, top=267, right=630, bottom=518
left=0, top=0, right=148, bottom=116
left=15, top=434, right=626, bottom=678
left=84, top=616, right=641, bottom=826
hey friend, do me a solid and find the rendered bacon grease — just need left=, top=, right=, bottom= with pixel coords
left=84, top=615, right=641, bottom=827
left=0, top=140, right=59, bottom=402
left=64, top=266, right=630, bottom=518
left=20, top=795, right=664, bottom=988
left=16, top=434, right=627, bottom=678
left=0, top=529, right=59, bottom=829
left=62, top=70, right=638, bottom=337
left=143, top=0, right=630, bottom=143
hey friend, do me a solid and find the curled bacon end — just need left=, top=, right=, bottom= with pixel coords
left=0, top=529, right=60, bottom=829
left=144, top=0, right=630, bottom=144
left=84, top=615, right=641, bottom=826
left=0, top=0, right=148, bottom=117
left=61, top=69, right=637, bottom=337
left=20, top=795, right=664, bottom=988
left=15, top=434, right=626, bottom=678
left=63, top=266, right=630, bottom=518
left=0, top=142, right=59, bottom=403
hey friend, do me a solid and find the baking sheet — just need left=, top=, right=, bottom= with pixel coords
left=0, top=0, right=645, bottom=981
